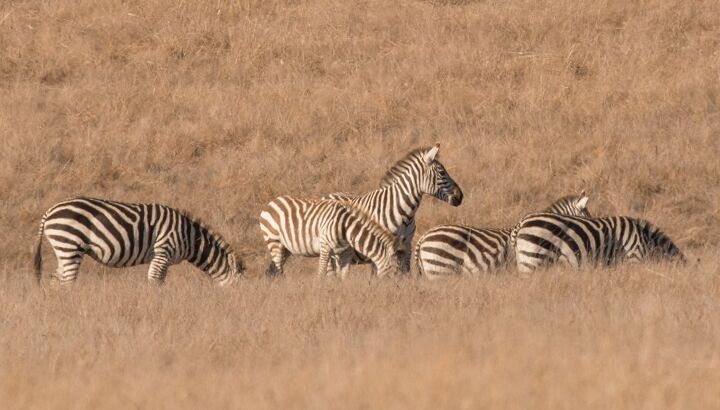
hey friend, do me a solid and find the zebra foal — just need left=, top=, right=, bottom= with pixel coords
left=415, top=193, right=591, bottom=278
left=512, top=213, right=685, bottom=272
left=34, top=197, right=244, bottom=286
left=316, top=200, right=405, bottom=278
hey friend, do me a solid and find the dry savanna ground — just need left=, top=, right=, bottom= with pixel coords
left=1, top=0, right=719, bottom=408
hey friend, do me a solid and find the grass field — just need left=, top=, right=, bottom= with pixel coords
left=1, top=0, right=719, bottom=408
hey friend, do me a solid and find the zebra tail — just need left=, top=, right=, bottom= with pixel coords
left=33, top=217, right=45, bottom=286
left=509, top=223, right=521, bottom=253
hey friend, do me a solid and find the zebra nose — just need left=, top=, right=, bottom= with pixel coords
left=450, top=187, right=463, bottom=206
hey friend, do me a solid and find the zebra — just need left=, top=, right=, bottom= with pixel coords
left=415, top=192, right=591, bottom=279
left=511, top=213, right=685, bottom=272
left=315, top=200, right=405, bottom=278
left=259, top=144, right=463, bottom=276
left=33, top=197, right=244, bottom=286
left=321, top=191, right=416, bottom=275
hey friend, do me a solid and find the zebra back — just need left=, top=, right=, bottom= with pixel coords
left=509, top=191, right=590, bottom=253
left=513, top=213, right=685, bottom=271
left=416, top=192, right=593, bottom=278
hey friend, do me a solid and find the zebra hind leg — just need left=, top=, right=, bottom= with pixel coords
left=147, top=252, right=170, bottom=285
left=265, top=241, right=289, bottom=277
left=53, top=252, right=84, bottom=285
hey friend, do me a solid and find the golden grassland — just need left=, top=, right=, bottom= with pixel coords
left=1, top=0, right=719, bottom=408
left=2, top=264, right=720, bottom=409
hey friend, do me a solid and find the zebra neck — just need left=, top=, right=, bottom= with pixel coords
left=189, top=230, right=225, bottom=274
left=354, top=183, right=423, bottom=233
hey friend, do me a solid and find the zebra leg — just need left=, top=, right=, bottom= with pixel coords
left=337, top=250, right=356, bottom=280
left=398, top=222, right=415, bottom=274
left=327, top=254, right=342, bottom=277
left=318, top=245, right=332, bottom=279
left=147, top=251, right=170, bottom=285
left=265, top=240, right=288, bottom=277
left=54, top=252, right=84, bottom=285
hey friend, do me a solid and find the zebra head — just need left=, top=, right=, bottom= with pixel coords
left=545, top=191, right=591, bottom=217
left=381, top=144, right=463, bottom=206
left=375, top=235, right=406, bottom=277
left=637, top=222, right=686, bottom=265
left=428, top=147, right=464, bottom=206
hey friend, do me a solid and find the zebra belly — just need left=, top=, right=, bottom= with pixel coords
left=278, top=231, right=322, bottom=256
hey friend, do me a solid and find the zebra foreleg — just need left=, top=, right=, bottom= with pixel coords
left=398, top=224, right=415, bottom=274
left=317, top=245, right=332, bottom=279
left=147, top=251, right=170, bottom=285
left=327, top=254, right=342, bottom=277
left=337, top=250, right=356, bottom=280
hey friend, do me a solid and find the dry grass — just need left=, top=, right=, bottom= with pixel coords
left=1, top=0, right=719, bottom=408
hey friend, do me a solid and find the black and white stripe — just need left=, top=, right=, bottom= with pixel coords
left=512, top=213, right=685, bottom=272
left=259, top=145, right=463, bottom=276
left=316, top=200, right=404, bottom=278
left=33, top=197, right=244, bottom=285
left=415, top=193, right=591, bottom=279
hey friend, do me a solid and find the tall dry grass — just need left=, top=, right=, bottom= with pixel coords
left=1, top=0, right=719, bottom=408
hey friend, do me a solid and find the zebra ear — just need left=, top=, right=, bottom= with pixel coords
left=576, top=195, right=589, bottom=209
left=425, top=144, right=440, bottom=164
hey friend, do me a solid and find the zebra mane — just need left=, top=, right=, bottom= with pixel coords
left=322, top=192, right=356, bottom=201
left=178, top=209, right=236, bottom=256
left=334, top=201, right=397, bottom=247
left=545, top=195, right=576, bottom=208
left=543, top=195, right=582, bottom=212
left=379, top=147, right=434, bottom=187
left=636, top=219, right=672, bottom=244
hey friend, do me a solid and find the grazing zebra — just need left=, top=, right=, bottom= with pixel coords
left=322, top=191, right=416, bottom=275
left=260, top=145, right=463, bottom=276
left=316, top=200, right=405, bottom=278
left=512, top=213, right=685, bottom=272
left=33, top=197, right=244, bottom=286
left=415, top=193, right=591, bottom=279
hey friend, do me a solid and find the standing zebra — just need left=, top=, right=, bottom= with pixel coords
left=34, top=197, right=244, bottom=286
left=259, top=145, right=463, bottom=276
left=512, top=213, right=685, bottom=272
left=415, top=193, right=591, bottom=279
left=315, top=200, right=405, bottom=278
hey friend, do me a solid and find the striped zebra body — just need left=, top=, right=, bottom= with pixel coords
left=322, top=191, right=416, bottom=273
left=33, top=197, right=244, bottom=285
left=512, top=213, right=685, bottom=272
left=416, top=193, right=591, bottom=279
left=258, top=198, right=402, bottom=277
left=260, top=145, right=463, bottom=276
left=316, top=200, right=404, bottom=278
